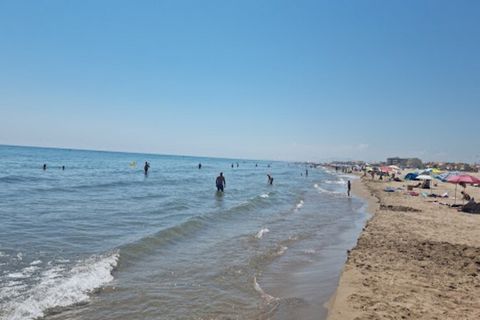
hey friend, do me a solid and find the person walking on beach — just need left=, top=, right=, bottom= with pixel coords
left=144, top=161, right=150, bottom=175
left=267, top=174, right=274, bottom=185
left=347, top=180, right=351, bottom=197
left=216, top=172, right=226, bottom=192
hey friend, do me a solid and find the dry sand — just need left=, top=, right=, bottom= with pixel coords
left=327, top=172, right=480, bottom=319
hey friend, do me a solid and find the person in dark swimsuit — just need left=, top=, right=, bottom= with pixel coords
left=216, top=172, right=226, bottom=192
left=267, top=174, right=274, bottom=185
left=144, top=161, right=150, bottom=175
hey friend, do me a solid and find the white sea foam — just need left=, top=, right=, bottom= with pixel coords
left=276, top=246, right=288, bottom=256
left=55, top=258, right=70, bottom=264
left=324, top=178, right=346, bottom=185
left=255, top=228, right=270, bottom=239
left=303, top=249, right=316, bottom=255
left=22, top=266, right=39, bottom=275
left=295, top=200, right=304, bottom=211
left=3, top=251, right=119, bottom=320
left=30, top=260, right=42, bottom=266
left=260, top=193, right=269, bottom=198
left=7, top=273, right=27, bottom=279
left=314, top=184, right=344, bottom=196
left=253, top=276, right=277, bottom=303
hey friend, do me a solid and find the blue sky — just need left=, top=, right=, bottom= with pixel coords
left=1, top=0, right=479, bottom=162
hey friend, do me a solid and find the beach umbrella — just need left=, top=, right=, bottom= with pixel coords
left=447, top=174, right=480, bottom=184
left=380, top=166, right=392, bottom=173
left=417, top=174, right=433, bottom=193
left=431, top=168, right=442, bottom=175
left=447, top=174, right=480, bottom=204
left=405, top=172, right=418, bottom=180
left=418, top=168, right=433, bottom=175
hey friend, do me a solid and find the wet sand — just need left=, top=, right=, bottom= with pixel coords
left=328, top=174, right=480, bottom=319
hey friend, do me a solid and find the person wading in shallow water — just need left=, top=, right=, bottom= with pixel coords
left=267, top=174, right=274, bottom=185
left=216, top=172, right=226, bottom=192
left=347, top=180, right=351, bottom=197
left=144, top=161, right=150, bottom=175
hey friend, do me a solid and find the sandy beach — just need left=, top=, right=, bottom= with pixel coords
left=328, top=173, right=480, bottom=319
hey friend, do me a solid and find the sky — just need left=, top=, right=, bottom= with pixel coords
left=0, top=0, right=479, bottom=163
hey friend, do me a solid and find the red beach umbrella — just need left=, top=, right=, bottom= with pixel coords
left=380, top=166, right=392, bottom=173
left=447, top=174, right=480, bottom=204
left=447, top=174, right=480, bottom=184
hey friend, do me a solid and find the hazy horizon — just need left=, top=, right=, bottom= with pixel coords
left=2, top=143, right=477, bottom=165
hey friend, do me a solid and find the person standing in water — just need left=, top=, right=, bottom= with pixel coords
left=144, top=161, right=150, bottom=175
left=198, top=163, right=202, bottom=169
left=267, top=174, right=274, bottom=185
left=43, top=164, right=47, bottom=170
left=305, top=169, right=308, bottom=177
left=216, top=172, right=226, bottom=192
left=347, top=180, right=351, bottom=197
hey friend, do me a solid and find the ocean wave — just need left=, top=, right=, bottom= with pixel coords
left=249, top=242, right=293, bottom=269
left=323, top=178, right=346, bottom=185
left=1, top=251, right=119, bottom=320
left=253, top=276, right=278, bottom=303
left=313, top=184, right=345, bottom=196
left=120, top=218, right=205, bottom=258
left=275, top=246, right=288, bottom=256
left=294, top=200, right=304, bottom=211
left=260, top=193, right=269, bottom=199
left=0, top=175, right=56, bottom=183
left=255, top=228, right=270, bottom=239
left=30, top=179, right=141, bottom=194
left=302, top=249, right=316, bottom=255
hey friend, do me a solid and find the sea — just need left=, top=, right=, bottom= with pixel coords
left=0, top=145, right=368, bottom=320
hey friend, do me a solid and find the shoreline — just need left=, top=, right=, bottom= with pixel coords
left=327, top=174, right=480, bottom=319
left=325, top=175, right=378, bottom=316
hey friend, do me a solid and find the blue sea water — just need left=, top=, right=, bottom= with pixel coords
left=0, top=145, right=367, bottom=320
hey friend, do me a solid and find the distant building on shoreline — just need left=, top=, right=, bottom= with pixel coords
left=386, top=157, right=423, bottom=169
left=424, top=161, right=479, bottom=172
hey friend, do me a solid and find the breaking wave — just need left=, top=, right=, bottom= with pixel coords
left=1, top=251, right=119, bottom=320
